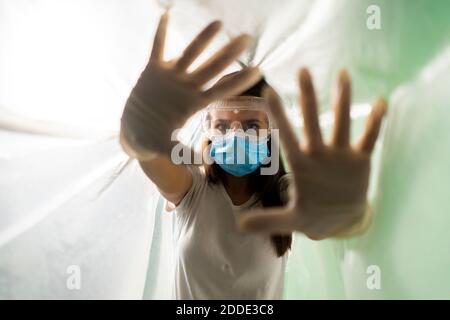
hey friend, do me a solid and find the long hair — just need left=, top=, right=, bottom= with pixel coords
left=203, top=76, right=292, bottom=257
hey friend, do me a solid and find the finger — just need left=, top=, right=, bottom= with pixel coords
left=190, top=34, right=251, bottom=86
left=203, top=67, right=261, bottom=100
left=150, top=12, right=169, bottom=63
left=331, top=70, right=351, bottom=148
left=356, top=98, right=388, bottom=153
left=239, top=208, right=297, bottom=234
left=175, top=21, right=222, bottom=72
left=299, top=68, right=324, bottom=153
left=263, top=86, right=304, bottom=167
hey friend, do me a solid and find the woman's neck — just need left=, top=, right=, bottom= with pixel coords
left=223, top=174, right=253, bottom=206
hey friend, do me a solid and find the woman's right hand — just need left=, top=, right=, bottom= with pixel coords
left=120, top=12, right=261, bottom=161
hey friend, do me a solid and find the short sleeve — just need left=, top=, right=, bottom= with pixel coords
left=278, top=173, right=293, bottom=205
left=164, top=165, right=206, bottom=215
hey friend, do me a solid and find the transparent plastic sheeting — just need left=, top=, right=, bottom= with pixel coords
left=0, top=0, right=449, bottom=299
left=285, top=48, right=450, bottom=299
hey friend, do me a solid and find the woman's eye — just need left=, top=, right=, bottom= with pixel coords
left=214, top=123, right=228, bottom=133
left=247, top=123, right=260, bottom=130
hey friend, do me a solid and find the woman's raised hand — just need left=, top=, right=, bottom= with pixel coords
left=120, top=13, right=261, bottom=160
left=240, top=69, right=387, bottom=240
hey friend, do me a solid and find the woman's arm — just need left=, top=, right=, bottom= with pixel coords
left=120, top=127, right=192, bottom=206
left=139, top=157, right=192, bottom=206
left=119, top=13, right=261, bottom=204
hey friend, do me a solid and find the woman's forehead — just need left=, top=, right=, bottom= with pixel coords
left=210, top=109, right=268, bottom=123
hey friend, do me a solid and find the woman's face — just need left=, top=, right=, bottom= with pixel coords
left=207, top=109, right=272, bottom=177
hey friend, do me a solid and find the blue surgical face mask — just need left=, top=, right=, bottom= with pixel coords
left=209, top=133, right=269, bottom=177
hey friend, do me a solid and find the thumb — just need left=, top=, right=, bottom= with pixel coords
left=239, top=207, right=296, bottom=234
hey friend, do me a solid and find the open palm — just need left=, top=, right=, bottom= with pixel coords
left=120, top=13, right=260, bottom=160
left=240, top=69, right=387, bottom=240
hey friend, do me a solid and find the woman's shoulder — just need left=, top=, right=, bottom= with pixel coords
left=278, top=173, right=293, bottom=189
left=168, top=165, right=209, bottom=212
left=278, top=173, right=293, bottom=204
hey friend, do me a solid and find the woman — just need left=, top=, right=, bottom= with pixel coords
left=120, top=13, right=387, bottom=299
left=166, top=77, right=292, bottom=299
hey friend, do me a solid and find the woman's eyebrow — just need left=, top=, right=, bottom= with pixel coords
left=242, top=118, right=262, bottom=122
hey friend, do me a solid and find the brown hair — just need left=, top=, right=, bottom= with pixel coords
left=203, top=76, right=292, bottom=257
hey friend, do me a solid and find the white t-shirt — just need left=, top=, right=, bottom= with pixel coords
left=169, top=165, right=289, bottom=300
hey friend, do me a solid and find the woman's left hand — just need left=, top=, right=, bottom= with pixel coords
left=239, top=68, right=387, bottom=240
